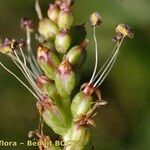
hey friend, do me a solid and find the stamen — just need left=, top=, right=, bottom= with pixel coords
left=96, top=50, right=118, bottom=87
left=35, top=0, right=43, bottom=20
left=0, top=61, right=39, bottom=100
left=13, top=50, right=43, bottom=96
left=9, top=53, right=36, bottom=79
left=26, top=29, right=42, bottom=75
left=19, top=47, right=27, bottom=65
left=93, top=36, right=125, bottom=88
left=9, top=54, right=42, bottom=98
left=88, top=25, right=99, bottom=85
left=93, top=44, right=118, bottom=82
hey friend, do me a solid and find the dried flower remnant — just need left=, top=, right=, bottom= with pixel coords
left=116, top=24, right=134, bottom=38
left=20, top=17, right=35, bottom=32
left=0, top=0, right=134, bottom=150
left=90, top=12, right=102, bottom=26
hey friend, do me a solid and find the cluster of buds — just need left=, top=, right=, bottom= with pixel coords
left=0, top=0, right=134, bottom=150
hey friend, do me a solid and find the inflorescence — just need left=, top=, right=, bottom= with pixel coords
left=0, top=0, right=134, bottom=149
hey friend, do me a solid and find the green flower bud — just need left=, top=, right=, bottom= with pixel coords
left=66, top=39, right=88, bottom=66
left=36, top=76, right=61, bottom=107
left=55, top=30, right=71, bottom=54
left=71, top=84, right=95, bottom=119
left=58, top=10, right=73, bottom=29
left=47, top=4, right=60, bottom=24
left=37, top=97, right=68, bottom=136
left=71, top=91, right=93, bottom=119
left=64, top=124, right=90, bottom=149
left=38, top=18, right=59, bottom=40
left=37, top=45, right=60, bottom=80
left=55, top=59, right=75, bottom=98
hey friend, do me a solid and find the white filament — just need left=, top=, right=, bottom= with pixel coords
left=88, top=26, right=99, bottom=85
left=93, top=37, right=125, bottom=87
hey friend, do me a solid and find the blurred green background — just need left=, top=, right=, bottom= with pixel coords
left=0, top=0, right=150, bottom=149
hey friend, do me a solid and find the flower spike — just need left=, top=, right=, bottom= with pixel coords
left=0, top=1, right=134, bottom=149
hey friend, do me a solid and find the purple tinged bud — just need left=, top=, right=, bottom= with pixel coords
left=64, top=124, right=90, bottom=149
left=71, top=84, right=95, bottom=118
left=47, top=4, right=60, bottom=24
left=55, top=30, right=71, bottom=54
left=58, top=59, right=72, bottom=74
left=38, top=18, right=59, bottom=40
left=58, top=10, right=73, bottom=29
left=37, top=97, right=68, bottom=136
left=55, top=59, right=75, bottom=98
left=37, top=45, right=50, bottom=62
left=36, top=75, right=61, bottom=106
left=37, top=45, right=60, bottom=80
left=71, top=91, right=93, bottom=119
left=55, top=0, right=63, bottom=7
left=66, top=39, right=88, bottom=66
left=55, top=0, right=75, bottom=8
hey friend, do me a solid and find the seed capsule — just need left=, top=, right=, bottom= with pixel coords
left=38, top=18, right=59, bottom=40
left=55, top=59, right=75, bottom=98
left=71, top=91, right=93, bottom=119
left=58, top=10, right=73, bottom=29
left=37, top=97, right=68, bottom=136
left=55, top=30, right=71, bottom=54
left=37, top=45, right=60, bottom=80
left=116, top=24, right=134, bottom=38
left=66, top=39, right=88, bottom=66
left=47, top=4, right=60, bottom=24
left=90, top=12, right=102, bottom=26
